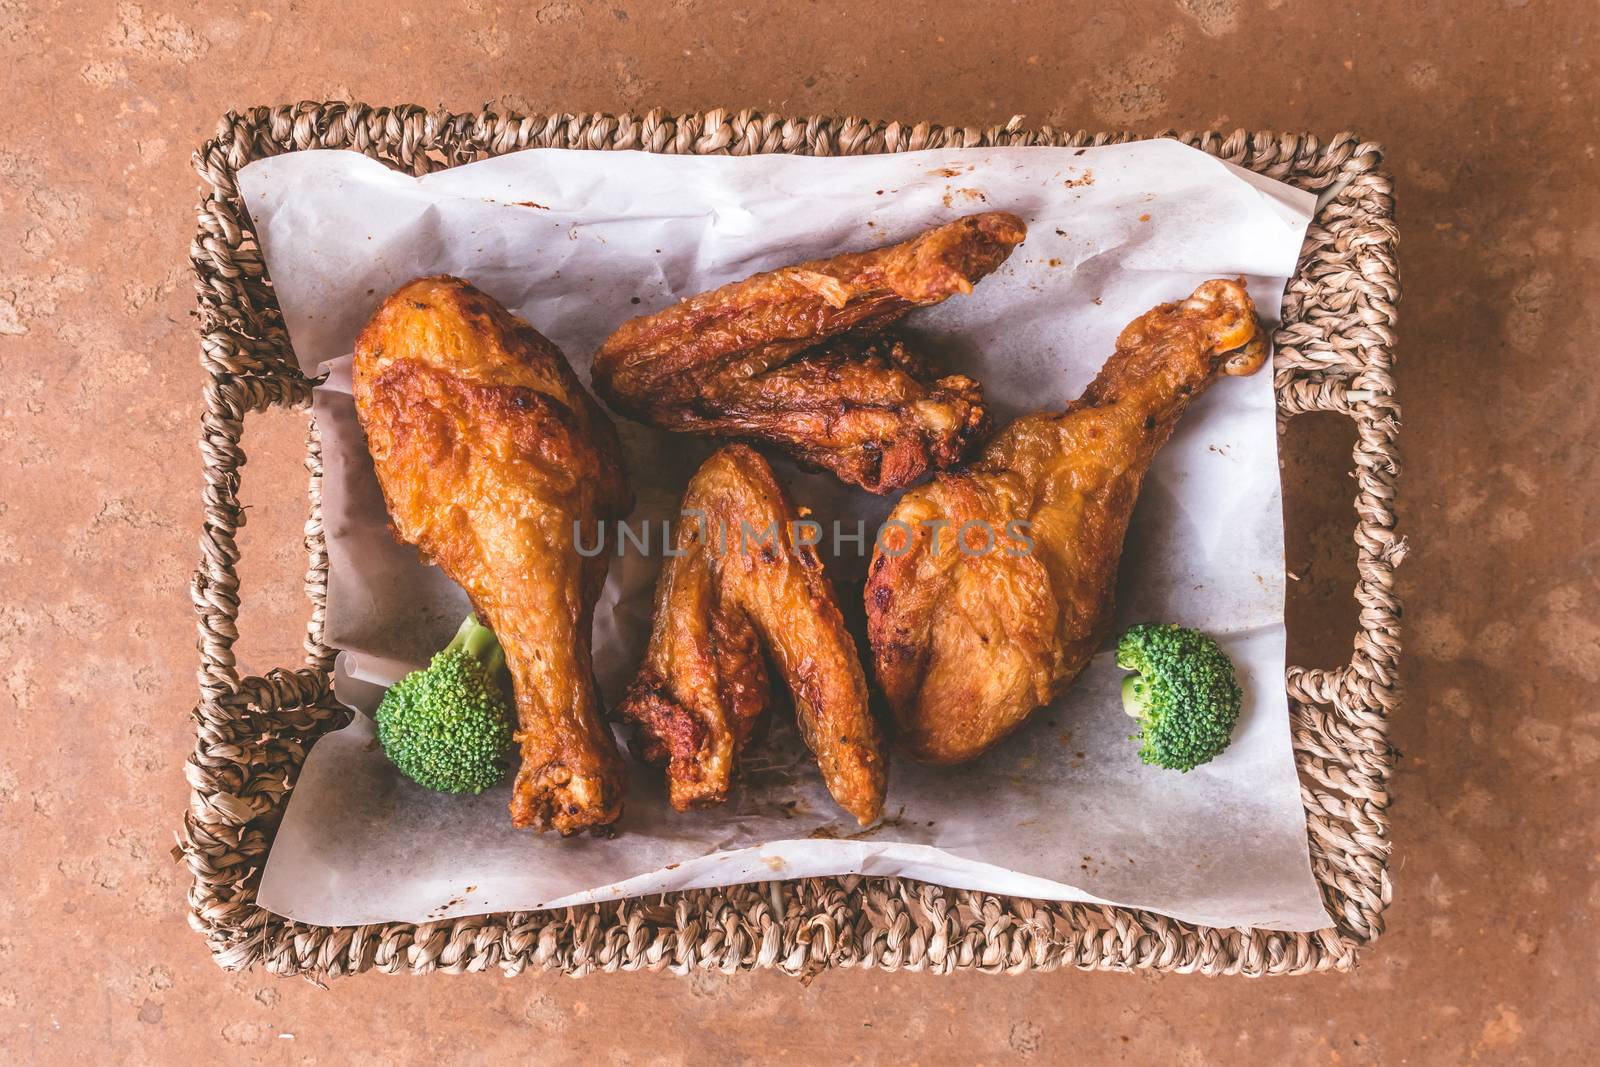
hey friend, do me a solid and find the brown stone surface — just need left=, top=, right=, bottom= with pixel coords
left=1, top=1, right=1595, bottom=1063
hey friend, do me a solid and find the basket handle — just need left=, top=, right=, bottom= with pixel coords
left=1279, top=379, right=1405, bottom=729
left=192, top=374, right=331, bottom=706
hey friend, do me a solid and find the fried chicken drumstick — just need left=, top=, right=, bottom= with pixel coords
left=617, top=445, right=887, bottom=824
left=354, top=276, right=634, bottom=833
left=865, top=279, right=1268, bottom=763
left=592, top=212, right=1027, bottom=493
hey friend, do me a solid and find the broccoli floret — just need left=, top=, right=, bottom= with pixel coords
left=1115, top=623, right=1242, bottom=772
left=376, top=614, right=513, bottom=794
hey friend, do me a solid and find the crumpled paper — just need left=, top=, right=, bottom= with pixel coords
left=241, top=139, right=1329, bottom=931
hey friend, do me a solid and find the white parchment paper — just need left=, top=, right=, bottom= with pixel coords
left=242, top=141, right=1330, bottom=931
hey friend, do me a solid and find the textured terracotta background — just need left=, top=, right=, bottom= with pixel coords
left=1, top=1, right=1595, bottom=1064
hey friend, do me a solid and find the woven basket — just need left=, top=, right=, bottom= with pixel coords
left=183, top=103, right=1402, bottom=979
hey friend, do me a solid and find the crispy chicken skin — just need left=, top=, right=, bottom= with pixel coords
left=592, top=212, right=1026, bottom=493
left=353, top=276, right=634, bottom=833
left=865, top=280, right=1268, bottom=763
left=618, top=445, right=887, bottom=824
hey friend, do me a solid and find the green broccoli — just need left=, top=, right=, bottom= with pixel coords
left=1115, top=623, right=1242, bottom=772
left=376, top=614, right=514, bottom=794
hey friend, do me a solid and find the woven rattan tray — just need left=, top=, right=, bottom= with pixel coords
left=183, top=104, right=1402, bottom=979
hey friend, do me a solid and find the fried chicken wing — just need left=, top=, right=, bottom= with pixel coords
left=865, top=279, right=1268, bottom=763
left=592, top=212, right=1026, bottom=493
left=617, top=444, right=886, bottom=824
left=353, top=276, right=634, bottom=833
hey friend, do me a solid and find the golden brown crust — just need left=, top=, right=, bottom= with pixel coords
left=617, top=445, right=887, bottom=824
left=592, top=212, right=1025, bottom=492
left=353, top=276, right=633, bottom=833
left=666, top=335, right=990, bottom=493
left=865, top=279, right=1267, bottom=763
